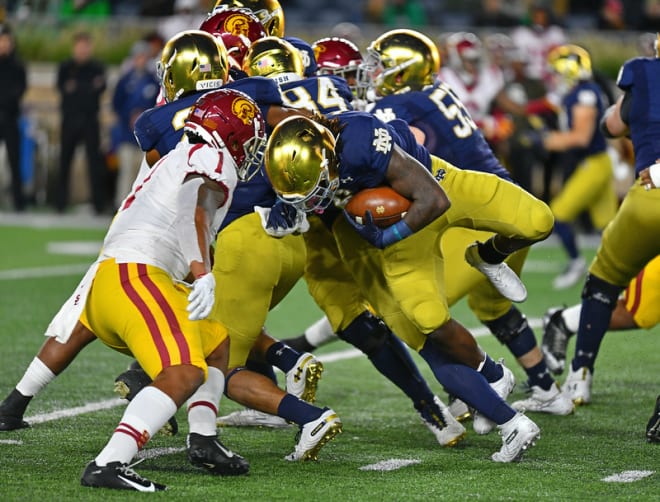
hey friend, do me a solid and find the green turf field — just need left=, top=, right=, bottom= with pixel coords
left=0, top=221, right=658, bottom=500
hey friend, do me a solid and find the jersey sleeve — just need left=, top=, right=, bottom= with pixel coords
left=133, top=107, right=160, bottom=152
left=616, top=58, right=637, bottom=91
left=186, top=144, right=238, bottom=190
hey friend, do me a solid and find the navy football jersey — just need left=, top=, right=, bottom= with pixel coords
left=369, top=82, right=512, bottom=181
left=133, top=77, right=284, bottom=230
left=279, top=75, right=354, bottom=115
left=617, top=57, right=660, bottom=176
left=559, top=80, right=608, bottom=163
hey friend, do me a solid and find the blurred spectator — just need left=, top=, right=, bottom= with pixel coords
left=111, top=40, right=159, bottom=208
left=510, top=1, right=566, bottom=85
left=158, top=0, right=206, bottom=42
left=597, top=0, right=625, bottom=30
left=55, top=31, right=107, bottom=214
left=366, top=0, right=427, bottom=27
left=140, top=0, right=175, bottom=16
left=640, top=0, right=660, bottom=31
left=0, top=23, right=27, bottom=212
left=637, top=32, right=657, bottom=57
left=473, top=0, right=520, bottom=28
left=143, top=31, right=166, bottom=77
left=330, top=22, right=363, bottom=44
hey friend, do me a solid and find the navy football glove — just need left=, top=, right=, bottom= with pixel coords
left=343, top=210, right=413, bottom=249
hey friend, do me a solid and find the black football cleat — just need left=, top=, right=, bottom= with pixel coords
left=114, top=366, right=178, bottom=436
left=80, top=460, right=166, bottom=492
left=541, top=307, right=574, bottom=375
left=186, top=433, right=250, bottom=476
left=0, top=390, right=31, bottom=431
left=646, top=394, right=660, bottom=444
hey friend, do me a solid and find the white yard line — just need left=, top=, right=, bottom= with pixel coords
left=0, top=263, right=91, bottom=280
left=602, top=470, right=655, bottom=483
left=26, top=398, right=125, bottom=424
left=359, top=459, right=421, bottom=471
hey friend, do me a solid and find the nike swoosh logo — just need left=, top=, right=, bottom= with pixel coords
left=117, top=474, right=156, bottom=492
left=213, top=440, right=235, bottom=458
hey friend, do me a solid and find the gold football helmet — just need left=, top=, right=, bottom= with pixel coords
left=242, top=36, right=304, bottom=84
left=264, top=116, right=339, bottom=212
left=359, top=29, right=440, bottom=97
left=157, top=30, right=229, bottom=103
left=213, top=0, right=285, bottom=37
left=547, top=44, right=592, bottom=85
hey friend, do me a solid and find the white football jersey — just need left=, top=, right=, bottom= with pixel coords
left=101, top=139, right=238, bottom=280
left=510, top=25, right=566, bottom=83
left=438, top=66, right=504, bottom=122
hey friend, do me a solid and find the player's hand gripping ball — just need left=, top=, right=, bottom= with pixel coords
left=345, top=186, right=411, bottom=228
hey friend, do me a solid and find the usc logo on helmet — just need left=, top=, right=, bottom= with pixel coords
left=232, top=97, right=257, bottom=125
left=224, top=12, right=254, bottom=37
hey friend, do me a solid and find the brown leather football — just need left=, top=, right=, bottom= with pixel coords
left=345, top=186, right=411, bottom=228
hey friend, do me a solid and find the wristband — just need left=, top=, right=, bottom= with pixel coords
left=381, top=219, right=413, bottom=247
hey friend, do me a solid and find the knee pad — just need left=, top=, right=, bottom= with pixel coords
left=337, top=311, right=390, bottom=356
left=581, top=274, right=622, bottom=307
left=223, top=366, right=247, bottom=398
left=483, top=307, right=528, bottom=344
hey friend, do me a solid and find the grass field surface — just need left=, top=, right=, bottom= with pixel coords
left=0, top=219, right=658, bottom=500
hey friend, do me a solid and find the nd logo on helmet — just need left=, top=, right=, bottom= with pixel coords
left=224, top=13, right=252, bottom=36
left=232, top=97, right=257, bottom=125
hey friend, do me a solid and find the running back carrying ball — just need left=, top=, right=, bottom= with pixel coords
left=345, top=186, right=411, bottom=228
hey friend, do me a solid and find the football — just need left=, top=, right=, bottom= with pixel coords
left=345, top=186, right=411, bottom=228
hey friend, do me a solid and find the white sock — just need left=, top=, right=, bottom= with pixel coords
left=16, top=357, right=56, bottom=397
left=562, top=305, right=581, bottom=333
left=95, top=386, right=177, bottom=466
left=304, top=316, right=336, bottom=348
left=187, top=367, right=224, bottom=437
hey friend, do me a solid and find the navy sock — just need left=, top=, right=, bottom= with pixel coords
left=265, top=341, right=300, bottom=373
left=277, top=394, right=323, bottom=426
left=503, top=325, right=537, bottom=358
left=478, top=354, right=504, bottom=383
left=572, top=298, right=615, bottom=372
left=420, top=340, right=515, bottom=424
left=525, top=360, right=554, bottom=390
left=246, top=359, right=278, bottom=385
left=554, top=221, right=579, bottom=259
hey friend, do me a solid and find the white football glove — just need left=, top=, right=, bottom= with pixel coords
left=187, top=273, right=215, bottom=321
left=254, top=203, right=310, bottom=237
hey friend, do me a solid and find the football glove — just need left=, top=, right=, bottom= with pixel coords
left=255, top=200, right=309, bottom=237
left=343, top=210, right=413, bottom=249
left=187, top=273, right=215, bottom=321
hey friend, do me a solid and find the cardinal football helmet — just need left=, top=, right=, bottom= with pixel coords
left=157, top=30, right=229, bottom=103
left=242, top=36, right=304, bottom=84
left=184, top=88, right=267, bottom=181
left=313, top=37, right=363, bottom=83
left=547, top=44, right=592, bottom=91
left=358, top=29, right=440, bottom=97
left=446, top=31, right=483, bottom=69
left=212, top=0, right=284, bottom=37
left=264, top=116, right=339, bottom=212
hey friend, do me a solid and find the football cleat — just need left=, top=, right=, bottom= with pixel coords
left=80, top=460, right=166, bottom=491
left=647, top=394, right=660, bottom=444
left=447, top=395, right=472, bottom=422
left=552, top=256, right=587, bottom=290
left=465, top=243, right=527, bottom=302
left=285, top=353, right=324, bottom=403
left=0, top=389, right=31, bottom=431
left=114, top=367, right=178, bottom=436
left=541, top=307, right=575, bottom=375
left=285, top=408, right=342, bottom=461
left=416, top=396, right=466, bottom=447
left=563, top=365, right=592, bottom=405
left=512, top=383, right=575, bottom=415
left=217, top=408, right=291, bottom=428
left=186, top=433, right=250, bottom=475
left=473, top=361, right=516, bottom=435
left=491, top=413, right=540, bottom=463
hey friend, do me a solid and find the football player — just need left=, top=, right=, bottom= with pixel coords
left=264, top=110, right=547, bottom=462
left=559, top=37, right=660, bottom=415
left=211, top=0, right=285, bottom=37
left=360, top=29, right=572, bottom=416
left=539, top=44, right=619, bottom=290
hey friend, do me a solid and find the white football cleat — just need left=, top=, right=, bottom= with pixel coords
left=465, top=243, right=527, bottom=302
left=217, top=408, right=290, bottom=428
left=473, top=361, right=516, bottom=435
left=512, top=383, right=575, bottom=415
left=286, top=353, right=324, bottom=403
left=447, top=395, right=472, bottom=422
left=285, top=408, right=342, bottom=461
left=491, top=413, right=540, bottom=463
left=563, top=365, right=592, bottom=405
left=417, top=396, right=466, bottom=447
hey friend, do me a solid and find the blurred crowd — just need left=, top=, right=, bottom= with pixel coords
left=0, top=0, right=650, bottom=216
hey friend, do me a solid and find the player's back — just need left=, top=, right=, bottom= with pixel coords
left=279, top=74, right=353, bottom=115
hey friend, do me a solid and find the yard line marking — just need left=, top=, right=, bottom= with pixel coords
left=360, top=459, right=421, bottom=471
left=602, top=470, right=655, bottom=483
left=0, top=263, right=90, bottom=280
left=0, top=439, right=23, bottom=445
left=26, top=398, right=124, bottom=424
left=47, top=241, right=102, bottom=256
left=136, top=447, right=186, bottom=460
